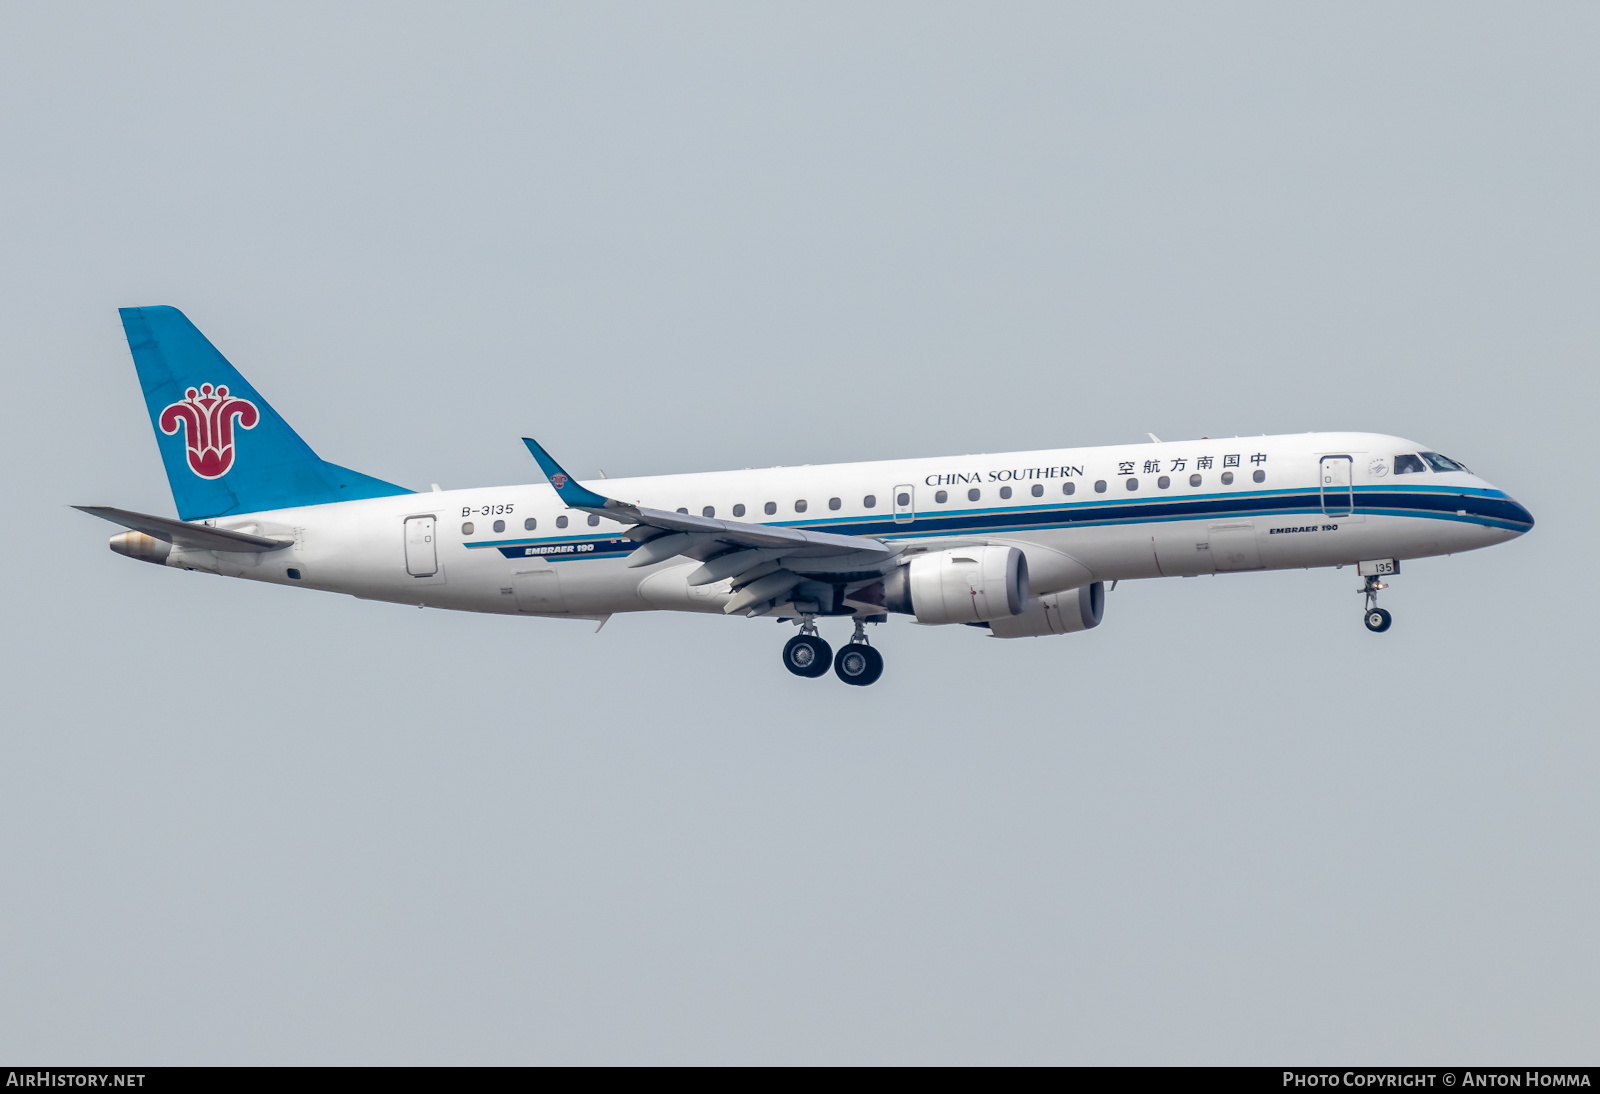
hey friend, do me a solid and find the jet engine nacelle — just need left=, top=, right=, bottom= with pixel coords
left=883, top=545, right=1029, bottom=625
left=985, top=581, right=1105, bottom=638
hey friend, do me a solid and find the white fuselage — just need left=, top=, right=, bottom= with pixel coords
left=153, top=432, right=1532, bottom=626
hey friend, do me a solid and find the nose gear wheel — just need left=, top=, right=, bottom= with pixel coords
left=1359, top=575, right=1393, bottom=633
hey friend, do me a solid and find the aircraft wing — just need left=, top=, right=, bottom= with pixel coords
left=74, top=506, right=293, bottom=553
left=521, top=437, right=897, bottom=613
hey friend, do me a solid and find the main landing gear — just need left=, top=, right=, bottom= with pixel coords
left=833, top=618, right=884, bottom=687
left=782, top=617, right=884, bottom=685
left=1361, top=575, right=1393, bottom=633
left=782, top=628, right=833, bottom=678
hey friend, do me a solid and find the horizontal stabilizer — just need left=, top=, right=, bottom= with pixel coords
left=74, top=506, right=292, bottom=553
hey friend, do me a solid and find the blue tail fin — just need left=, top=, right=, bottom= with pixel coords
left=120, top=306, right=412, bottom=520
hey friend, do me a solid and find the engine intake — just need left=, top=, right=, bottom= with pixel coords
left=883, top=546, right=1029, bottom=625
left=986, top=582, right=1105, bottom=638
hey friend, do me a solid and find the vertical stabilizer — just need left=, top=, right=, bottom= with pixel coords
left=119, top=306, right=411, bottom=520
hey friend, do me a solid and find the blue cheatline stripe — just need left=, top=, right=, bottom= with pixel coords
left=481, top=537, right=636, bottom=560
left=460, top=486, right=1531, bottom=561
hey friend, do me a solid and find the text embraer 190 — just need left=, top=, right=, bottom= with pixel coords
left=80, top=307, right=1535, bottom=686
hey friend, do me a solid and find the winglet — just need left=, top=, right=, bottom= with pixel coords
left=521, top=437, right=615, bottom=509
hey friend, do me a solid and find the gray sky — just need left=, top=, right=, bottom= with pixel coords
left=1, top=2, right=1595, bottom=1064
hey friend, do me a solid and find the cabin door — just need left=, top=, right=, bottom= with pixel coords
left=404, top=516, right=437, bottom=577
left=1320, top=456, right=1354, bottom=517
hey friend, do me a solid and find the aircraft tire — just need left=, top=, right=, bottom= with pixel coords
left=1364, top=608, right=1392, bottom=633
left=833, top=643, right=884, bottom=686
left=783, top=634, right=833, bottom=678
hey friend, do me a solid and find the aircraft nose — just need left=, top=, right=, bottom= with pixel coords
left=1490, top=492, right=1535, bottom=533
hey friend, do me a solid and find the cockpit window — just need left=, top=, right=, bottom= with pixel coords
left=1393, top=454, right=1427, bottom=475
left=1420, top=451, right=1470, bottom=473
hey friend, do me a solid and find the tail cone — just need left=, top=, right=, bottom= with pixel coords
left=109, top=531, right=172, bottom=566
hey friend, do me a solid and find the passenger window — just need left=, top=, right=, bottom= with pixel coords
left=935, top=489, right=948, bottom=503
left=1064, top=482, right=1076, bottom=495
left=967, top=488, right=981, bottom=501
left=1252, top=470, right=1265, bottom=483
left=1221, top=471, right=1234, bottom=485
left=676, top=507, right=688, bottom=514
left=1189, top=474, right=1201, bottom=487
left=702, top=506, right=715, bottom=517
left=556, top=515, right=568, bottom=528
left=794, top=500, right=807, bottom=513
left=493, top=519, right=505, bottom=533
left=1094, top=480, right=1107, bottom=493
left=588, top=514, right=600, bottom=526
left=1125, top=478, right=1138, bottom=491
left=862, top=495, right=876, bottom=509
left=461, top=522, right=475, bottom=535
left=896, top=492, right=910, bottom=507
left=1157, top=476, right=1170, bottom=490
left=1393, top=454, right=1427, bottom=475
left=286, top=567, right=301, bottom=580
left=524, top=517, right=537, bottom=531
left=999, top=486, right=1012, bottom=499
left=733, top=504, right=746, bottom=517
left=828, top=497, right=841, bottom=510
left=764, top=501, right=777, bottom=515
left=1031, top=484, right=1043, bottom=497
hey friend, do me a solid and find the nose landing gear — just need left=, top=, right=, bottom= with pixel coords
left=1361, top=575, right=1393, bottom=633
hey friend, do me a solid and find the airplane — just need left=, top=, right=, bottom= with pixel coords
left=79, top=306, right=1535, bottom=686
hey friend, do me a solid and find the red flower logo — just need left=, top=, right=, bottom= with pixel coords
left=159, top=384, right=259, bottom=479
